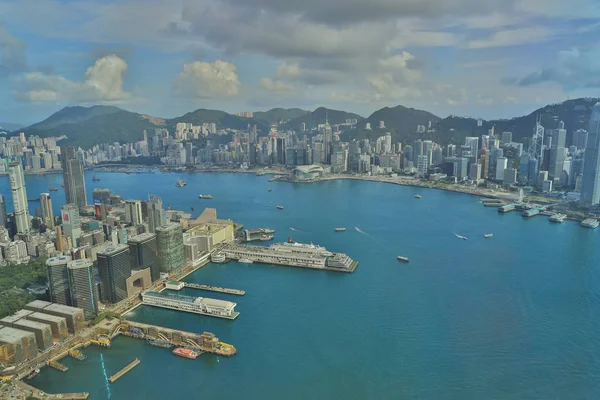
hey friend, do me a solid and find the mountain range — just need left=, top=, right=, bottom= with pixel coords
left=14, top=97, right=600, bottom=149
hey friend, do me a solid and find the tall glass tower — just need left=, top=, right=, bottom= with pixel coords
left=8, top=161, right=30, bottom=235
left=580, top=103, right=600, bottom=206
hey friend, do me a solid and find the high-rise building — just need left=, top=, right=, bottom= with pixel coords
left=61, top=146, right=87, bottom=210
left=61, top=204, right=81, bottom=248
left=46, top=256, right=72, bottom=306
left=464, top=137, right=479, bottom=160
left=0, top=194, right=7, bottom=228
left=125, top=200, right=143, bottom=225
left=322, top=115, right=333, bottom=164
left=581, top=103, right=600, bottom=206
left=573, top=129, right=588, bottom=150
left=67, top=259, right=99, bottom=320
left=40, top=193, right=54, bottom=228
left=156, top=223, right=184, bottom=273
left=97, top=244, right=131, bottom=304
left=546, top=128, right=567, bottom=183
left=495, top=157, right=508, bottom=181
left=128, top=233, right=159, bottom=281
left=8, top=162, right=30, bottom=235
left=147, top=196, right=165, bottom=234
left=501, top=131, right=513, bottom=144
left=417, top=155, right=428, bottom=177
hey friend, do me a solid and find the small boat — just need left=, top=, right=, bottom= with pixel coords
left=49, top=185, right=59, bottom=192
left=484, top=234, right=493, bottom=239
left=25, top=368, right=40, bottom=380
left=455, top=234, right=468, bottom=240
left=268, top=188, right=272, bottom=192
left=176, top=179, right=186, bottom=188
left=334, top=228, right=346, bottom=232
left=239, top=258, right=253, bottom=264
left=199, top=194, right=213, bottom=199
left=414, top=195, right=422, bottom=199
left=147, top=339, right=172, bottom=349
left=397, top=256, right=409, bottom=262
left=277, top=205, right=284, bottom=210
left=92, top=175, right=100, bottom=182
left=190, top=207, right=194, bottom=212
left=61, top=182, right=64, bottom=187
left=287, top=237, right=295, bottom=243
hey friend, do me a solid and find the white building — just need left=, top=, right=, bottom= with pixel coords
left=495, top=157, right=508, bottom=181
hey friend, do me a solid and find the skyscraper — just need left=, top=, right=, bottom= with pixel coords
left=501, top=131, right=513, bottom=144
left=547, top=127, right=566, bottom=183
left=464, top=137, right=479, bottom=160
left=573, top=129, right=588, bottom=150
left=128, top=233, right=159, bottom=281
left=8, top=161, right=30, bottom=235
left=0, top=194, right=7, bottom=228
left=156, top=223, right=184, bottom=273
left=322, top=114, right=333, bottom=164
left=580, top=103, right=600, bottom=206
left=97, top=244, right=131, bottom=304
left=61, top=146, right=87, bottom=210
left=40, top=193, right=54, bottom=228
left=46, top=256, right=73, bottom=306
left=67, top=259, right=99, bottom=320
left=125, top=200, right=143, bottom=225
left=61, top=204, right=81, bottom=248
left=147, top=196, right=165, bottom=234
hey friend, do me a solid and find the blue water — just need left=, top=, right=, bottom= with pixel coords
left=12, top=171, right=600, bottom=399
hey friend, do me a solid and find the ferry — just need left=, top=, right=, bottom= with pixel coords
left=210, top=253, right=226, bottom=263
left=334, top=228, right=346, bottom=232
left=277, top=205, right=284, bottom=210
left=176, top=179, right=187, bottom=188
left=549, top=213, right=567, bottom=223
left=414, top=194, right=422, bottom=199
left=484, top=234, right=493, bottom=239
left=397, top=256, right=409, bottom=262
left=581, top=218, right=599, bottom=229
left=25, top=368, right=40, bottom=380
left=147, top=339, right=172, bottom=349
left=172, top=348, right=199, bottom=360
left=239, top=258, right=253, bottom=264
left=199, top=194, right=214, bottom=199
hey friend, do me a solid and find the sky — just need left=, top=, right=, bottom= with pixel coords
left=1, top=0, right=600, bottom=125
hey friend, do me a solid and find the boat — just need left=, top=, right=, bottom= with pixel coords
left=92, top=175, right=100, bottom=182
left=49, top=185, right=59, bottom=192
left=277, top=205, right=284, bottom=210
left=549, top=213, right=567, bottom=223
left=581, top=218, right=599, bottom=229
left=198, top=194, right=213, bottom=199
left=334, top=228, right=346, bottom=232
left=61, top=182, right=64, bottom=188
left=287, top=237, right=295, bottom=243
left=455, top=234, right=468, bottom=240
left=172, top=347, right=199, bottom=359
left=147, top=339, right=172, bottom=349
left=484, top=234, right=493, bottom=239
left=268, top=188, right=272, bottom=192
left=25, top=368, right=40, bottom=380
left=397, top=256, right=409, bottom=262
left=414, top=195, right=422, bottom=199
left=239, top=258, right=253, bottom=264
left=176, top=179, right=187, bottom=188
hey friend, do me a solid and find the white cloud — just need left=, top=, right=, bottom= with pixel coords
left=173, top=60, right=241, bottom=99
left=14, top=54, right=130, bottom=102
left=466, top=27, right=551, bottom=49
left=258, top=78, right=294, bottom=92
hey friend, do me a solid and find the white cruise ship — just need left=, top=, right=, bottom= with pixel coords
left=142, top=291, right=239, bottom=319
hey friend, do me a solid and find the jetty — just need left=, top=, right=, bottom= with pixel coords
left=108, top=359, right=140, bottom=383
left=165, top=281, right=245, bottom=296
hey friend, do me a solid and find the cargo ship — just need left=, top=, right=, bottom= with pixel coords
left=199, top=194, right=213, bottom=199
left=147, top=339, right=172, bottom=349
left=172, top=347, right=199, bottom=359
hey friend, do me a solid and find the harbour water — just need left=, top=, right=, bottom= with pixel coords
left=8, top=171, right=600, bottom=399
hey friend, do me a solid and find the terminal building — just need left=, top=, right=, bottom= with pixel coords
left=0, top=327, right=37, bottom=365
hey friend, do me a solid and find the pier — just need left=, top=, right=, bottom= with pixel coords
left=222, top=242, right=358, bottom=273
left=142, top=291, right=240, bottom=319
left=113, top=320, right=236, bottom=357
left=108, top=359, right=140, bottom=383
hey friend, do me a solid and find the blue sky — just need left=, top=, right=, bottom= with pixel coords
left=1, top=0, right=600, bottom=125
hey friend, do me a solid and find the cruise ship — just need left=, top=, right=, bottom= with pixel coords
left=549, top=213, right=567, bottom=223
left=581, top=218, right=600, bottom=229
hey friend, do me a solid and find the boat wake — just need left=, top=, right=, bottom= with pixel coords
left=454, top=233, right=468, bottom=241
left=354, top=226, right=364, bottom=233
left=289, top=227, right=308, bottom=233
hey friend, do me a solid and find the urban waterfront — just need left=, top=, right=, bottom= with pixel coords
left=7, top=171, right=600, bottom=399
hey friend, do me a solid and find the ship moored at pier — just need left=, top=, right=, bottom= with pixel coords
left=141, top=291, right=240, bottom=319
left=221, top=241, right=358, bottom=273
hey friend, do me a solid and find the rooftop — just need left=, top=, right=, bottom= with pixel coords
left=128, top=232, right=156, bottom=243
left=68, top=259, right=93, bottom=269
left=98, top=243, right=129, bottom=256
left=26, top=300, right=52, bottom=310
left=44, top=303, right=84, bottom=316
left=156, top=222, right=181, bottom=232
left=13, top=319, right=51, bottom=331
left=27, top=312, right=66, bottom=323
left=0, top=310, right=33, bottom=324
left=0, top=326, right=35, bottom=343
left=46, top=255, right=73, bottom=266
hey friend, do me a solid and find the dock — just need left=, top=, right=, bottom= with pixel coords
left=141, top=291, right=240, bottom=319
left=47, top=360, right=68, bottom=372
left=165, top=281, right=245, bottom=296
left=108, top=359, right=140, bottom=383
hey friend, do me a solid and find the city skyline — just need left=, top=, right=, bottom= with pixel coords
left=1, top=1, right=600, bottom=124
